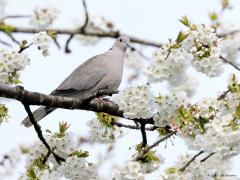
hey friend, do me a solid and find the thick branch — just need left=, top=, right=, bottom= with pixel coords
left=0, top=84, right=155, bottom=125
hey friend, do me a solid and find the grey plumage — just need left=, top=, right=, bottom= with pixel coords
left=21, top=36, right=130, bottom=127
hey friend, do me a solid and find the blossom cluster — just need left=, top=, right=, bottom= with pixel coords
left=161, top=153, right=230, bottom=180
left=153, top=92, right=188, bottom=127
left=87, top=117, right=123, bottom=144
left=182, top=24, right=223, bottom=77
left=19, top=123, right=99, bottom=180
left=30, top=5, right=59, bottom=27
left=113, top=161, right=145, bottom=180
left=33, top=31, right=52, bottom=57
left=0, top=49, right=30, bottom=84
left=183, top=75, right=240, bottom=159
left=112, top=84, right=155, bottom=119
left=146, top=46, right=192, bottom=86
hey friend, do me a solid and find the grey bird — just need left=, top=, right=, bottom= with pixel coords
left=22, top=36, right=130, bottom=127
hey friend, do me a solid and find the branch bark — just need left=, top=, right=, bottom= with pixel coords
left=10, top=27, right=162, bottom=48
left=0, top=84, right=155, bottom=125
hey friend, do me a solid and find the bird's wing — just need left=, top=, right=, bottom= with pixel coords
left=51, top=54, right=108, bottom=96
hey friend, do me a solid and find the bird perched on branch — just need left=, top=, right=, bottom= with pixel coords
left=22, top=36, right=130, bottom=127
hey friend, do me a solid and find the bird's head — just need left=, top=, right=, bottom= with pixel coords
left=112, top=36, right=130, bottom=52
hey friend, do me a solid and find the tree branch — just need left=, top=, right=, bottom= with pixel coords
left=0, top=84, right=155, bottom=125
left=179, top=150, right=204, bottom=172
left=134, top=130, right=176, bottom=161
left=10, top=27, right=162, bottom=48
left=22, top=103, right=65, bottom=164
left=140, top=122, right=147, bottom=147
left=113, top=121, right=157, bottom=131
left=65, top=0, right=89, bottom=53
left=200, top=152, right=216, bottom=163
left=220, top=55, right=240, bottom=71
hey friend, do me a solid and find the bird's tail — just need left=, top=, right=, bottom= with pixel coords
left=21, top=106, right=56, bottom=127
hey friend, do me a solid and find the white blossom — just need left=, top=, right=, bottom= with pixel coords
left=185, top=114, right=240, bottom=159
left=113, top=161, right=145, bottom=180
left=146, top=46, right=192, bottom=85
left=56, top=156, right=98, bottom=180
left=182, top=24, right=223, bottom=77
left=218, top=22, right=240, bottom=63
left=161, top=153, right=230, bottom=180
left=168, top=75, right=198, bottom=97
left=26, top=132, right=76, bottom=168
left=112, top=84, right=155, bottom=119
left=87, top=118, right=123, bottom=144
left=30, top=5, right=58, bottom=27
left=191, top=47, right=223, bottom=77
left=153, top=92, right=188, bottom=127
left=19, top=170, right=70, bottom=180
left=33, top=31, right=52, bottom=56
left=0, top=49, right=30, bottom=84
left=0, top=147, right=25, bottom=177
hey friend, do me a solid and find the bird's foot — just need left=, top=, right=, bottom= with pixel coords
left=93, top=97, right=108, bottom=104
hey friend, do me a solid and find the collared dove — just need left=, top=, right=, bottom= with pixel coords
left=22, top=36, right=130, bottom=127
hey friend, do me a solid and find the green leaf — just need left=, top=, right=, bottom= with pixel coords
left=175, top=31, right=188, bottom=44
left=68, top=150, right=89, bottom=158
left=229, top=119, right=239, bottom=131
left=96, top=112, right=118, bottom=127
left=166, top=167, right=177, bottom=174
left=179, top=16, right=192, bottom=28
left=52, top=121, right=71, bottom=138
left=0, top=23, right=15, bottom=36
left=141, top=150, right=160, bottom=163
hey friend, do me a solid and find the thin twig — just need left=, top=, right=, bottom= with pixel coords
left=65, top=0, right=89, bottom=53
left=65, top=34, right=74, bottom=53
left=80, top=0, right=89, bottom=32
left=113, top=121, right=157, bottom=131
left=0, top=39, right=12, bottom=47
left=1, top=15, right=31, bottom=20
left=22, top=103, right=65, bottom=164
left=220, top=55, right=240, bottom=71
left=134, top=130, right=176, bottom=161
left=218, top=29, right=240, bottom=38
left=200, top=152, right=216, bottom=162
left=179, top=150, right=204, bottom=172
left=217, top=89, right=230, bottom=100
left=18, top=42, right=33, bottom=53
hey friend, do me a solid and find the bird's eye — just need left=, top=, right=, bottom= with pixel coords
left=119, top=39, right=122, bottom=42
